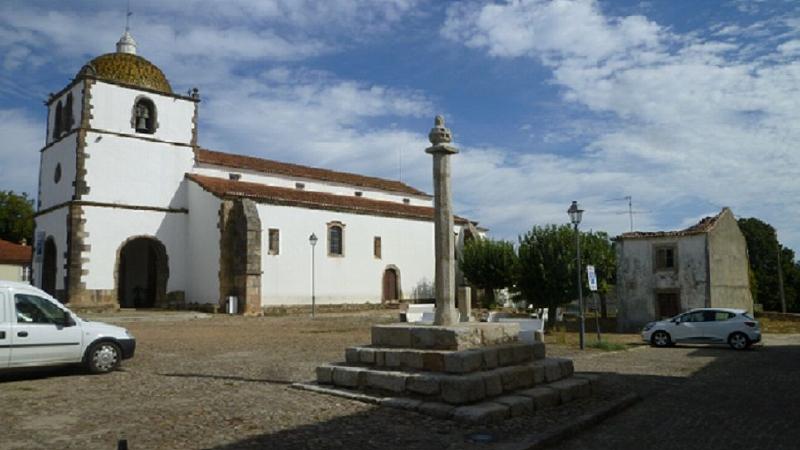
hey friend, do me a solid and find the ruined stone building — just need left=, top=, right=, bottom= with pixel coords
left=614, top=207, right=753, bottom=331
left=32, top=32, right=482, bottom=313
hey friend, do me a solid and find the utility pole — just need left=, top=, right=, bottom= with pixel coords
left=777, top=233, right=787, bottom=313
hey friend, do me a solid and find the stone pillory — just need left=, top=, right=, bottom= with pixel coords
left=426, top=115, right=459, bottom=326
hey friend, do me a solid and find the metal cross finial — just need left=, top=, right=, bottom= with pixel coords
left=125, top=0, right=132, bottom=32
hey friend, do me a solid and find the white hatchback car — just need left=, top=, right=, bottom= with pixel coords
left=642, top=308, right=761, bottom=350
left=0, top=280, right=136, bottom=373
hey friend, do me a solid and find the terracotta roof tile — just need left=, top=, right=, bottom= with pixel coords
left=186, top=173, right=469, bottom=225
left=0, top=239, right=32, bottom=265
left=196, top=148, right=431, bottom=198
left=618, top=208, right=729, bottom=240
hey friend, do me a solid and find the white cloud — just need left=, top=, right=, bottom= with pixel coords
left=441, top=0, right=800, bottom=248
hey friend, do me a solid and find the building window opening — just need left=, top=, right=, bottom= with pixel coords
left=328, top=223, right=344, bottom=256
left=229, top=173, right=242, bottom=181
left=268, top=229, right=280, bottom=255
left=295, top=182, right=305, bottom=190
left=63, top=93, right=74, bottom=133
left=374, top=236, right=382, bottom=259
left=54, top=163, right=62, bottom=184
left=355, top=191, right=363, bottom=197
left=53, top=101, right=63, bottom=139
left=133, top=97, right=157, bottom=134
left=655, top=246, right=676, bottom=271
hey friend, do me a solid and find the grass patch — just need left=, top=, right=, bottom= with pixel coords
left=586, top=340, right=629, bottom=351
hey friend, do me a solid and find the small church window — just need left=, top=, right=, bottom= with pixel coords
left=54, top=164, right=62, bottom=184
left=53, top=101, right=63, bottom=139
left=133, top=97, right=157, bottom=134
left=374, top=236, right=381, bottom=259
left=268, top=229, right=280, bottom=255
left=229, top=173, right=242, bottom=181
left=328, top=222, right=344, bottom=256
left=355, top=191, right=363, bottom=197
left=63, top=93, right=74, bottom=133
left=402, top=198, right=410, bottom=204
left=295, top=182, right=305, bottom=190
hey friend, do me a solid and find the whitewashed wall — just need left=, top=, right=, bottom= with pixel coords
left=193, top=165, right=432, bottom=207
left=46, top=83, right=83, bottom=146
left=186, top=182, right=221, bottom=304
left=89, top=82, right=195, bottom=144
left=82, top=131, right=194, bottom=208
left=257, top=202, right=435, bottom=305
left=0, top=265, right=25, bottom=282
left=80, top=206, right=187, bottom=293
left=32, top=208, right=69, bottom=290
left=39, top=136, right=77, bottom=210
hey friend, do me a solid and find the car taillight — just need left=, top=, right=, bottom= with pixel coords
left=744, top=321, right=757, bottom=327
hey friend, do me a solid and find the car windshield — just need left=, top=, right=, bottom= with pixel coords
left=743, top=313, right=755, bottom=320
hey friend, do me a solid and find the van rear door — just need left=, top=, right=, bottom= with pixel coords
left=0, top=289, right=10, bottom=368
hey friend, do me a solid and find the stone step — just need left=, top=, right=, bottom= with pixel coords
left=343, top=341, right=546, bottom=374
left=295, top=373, right=601, bottom=425
left=316, top=357, right=574, bottom=405
left=371, top=322, right=520, bottom=351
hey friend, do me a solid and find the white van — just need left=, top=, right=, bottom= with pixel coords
left=0, top=280, right=135, bottom=373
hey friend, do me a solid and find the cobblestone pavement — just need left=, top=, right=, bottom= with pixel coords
left=555, top=334, right=800, bottom=450
left=2, top=310, right=796, bottom=450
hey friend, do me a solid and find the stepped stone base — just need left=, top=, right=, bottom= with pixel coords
left=308, top=323, right=593, bottom=423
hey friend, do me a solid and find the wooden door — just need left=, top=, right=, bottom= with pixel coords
left=383, top=269, right=398, bottom=302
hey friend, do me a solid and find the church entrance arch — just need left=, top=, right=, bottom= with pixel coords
left=41, top=237, right=57, bottom=296
left=116, top=236, right=168, bottom=308
left=382, top=266, right=401, bottom=302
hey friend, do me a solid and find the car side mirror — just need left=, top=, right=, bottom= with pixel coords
left=59, top=313, right=76, bottom=327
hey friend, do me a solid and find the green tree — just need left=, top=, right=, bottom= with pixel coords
left=0, top=191, right=35, bottom=244
left=515, top=225, right=616, bottom=325
left=459, top=238, right=517, bottom=308
left=737, top=217, right=799, bottom=312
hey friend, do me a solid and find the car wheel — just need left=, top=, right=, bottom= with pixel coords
left=651, top=331, right=671, bottom=347
left=86, top=341, right=121, bottom=373
left=728, top=332, right=750, bottom=351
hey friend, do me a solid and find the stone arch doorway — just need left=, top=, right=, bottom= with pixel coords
left=41, top=237, right=57, bottom=296
left=382, top=266, right=401, bottom=302
left=117, top=236, right=168, bottom=308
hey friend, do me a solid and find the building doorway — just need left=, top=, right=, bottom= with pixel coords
left=117, top=237, right=168, bottom=308
left=382, top=267, right=400, bottom=302
left=41, top=237, right=57, bottom=296
left=655, top=292, right=680, bottom=319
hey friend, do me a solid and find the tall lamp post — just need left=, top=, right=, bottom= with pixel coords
left=568, top=201, right=586, bottom=350
left=309, top=233, right=318, bottom=319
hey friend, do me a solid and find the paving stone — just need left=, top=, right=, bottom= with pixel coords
left=315, top=365, right=334, bottom=384
left=365, top=371, right=407, bottom=393
left=345, top=347, right=359, bottom=364
left=418, top=402, right=456, bottom=419
left=543, top=358, right=564, bottom=382
left=400, top=351, right=424, bottom=369
left=359, top=348, right=376, bottom=364
left=379, top=397, right=422, bottom=411
left=452, top=402, right=509, bottom=424
left=532, top=361, right=546, bottom=384
left=532, top=341, right=546, bottom=359
left=440, top=373, right=486, bottom=404
left=406, top=373, right=441, bottom=396
left=422, top=352, right=445, bottom=372
left=482, top=347, right=499, bottom=369
left=482, top=372, right=504, bottom=397
left=332, top=366, right=365, bottom=388
left=443, top=349, right=483, bottom=373
left=498, top=345, right=516, bottom=366
left=548, top=377, right=590, bottom=403
left=518, top=386, right=560, bottom=409
left=493, top=395, right=534, bottom=417
left=384, top=351, right=402, bottom=368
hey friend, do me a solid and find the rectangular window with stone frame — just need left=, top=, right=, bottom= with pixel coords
left=653, top=244, right=677, bottom=271
left=374, top=236, right=381, bottom=259
left=268, top=229, right=279, bottom=255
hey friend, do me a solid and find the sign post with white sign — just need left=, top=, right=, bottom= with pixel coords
left=587, top=265, right=597, bottom=292
left=586, top=265, right=601, bottom=341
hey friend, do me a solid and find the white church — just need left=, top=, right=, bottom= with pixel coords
left=32, top=31, right=483, bottom=313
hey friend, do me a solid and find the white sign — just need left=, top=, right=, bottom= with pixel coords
left=586, top=265, right=598, bottom=292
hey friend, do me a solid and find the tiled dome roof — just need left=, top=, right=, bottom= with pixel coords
left=78, top=52, right=172, bottom=94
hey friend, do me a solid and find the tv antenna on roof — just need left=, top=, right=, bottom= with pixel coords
left=606, top=195, right=650, bottom=232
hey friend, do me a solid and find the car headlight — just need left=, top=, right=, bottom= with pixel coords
left=125, top=330, right=135, bottom=339
left=643, top=322, right=655, bottom=332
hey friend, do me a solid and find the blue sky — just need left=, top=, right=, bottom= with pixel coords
left=1, top=0, right=799, bottom=251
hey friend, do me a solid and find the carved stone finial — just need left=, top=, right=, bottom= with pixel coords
left=428, top=115, right=452, bottom=145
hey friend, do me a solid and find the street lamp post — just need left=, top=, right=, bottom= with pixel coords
left=309, top=233, right=318, bottom=319
left=568, top=201, right=586, bottom=350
